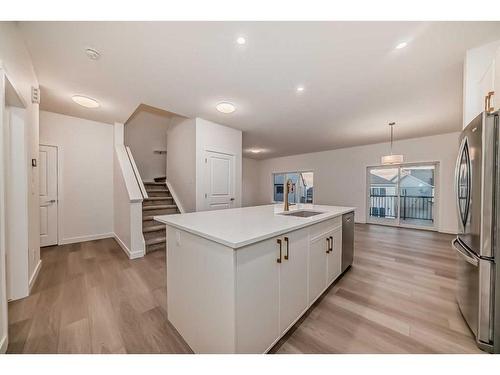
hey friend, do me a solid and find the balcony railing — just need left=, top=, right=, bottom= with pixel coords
left=369, top=195, right=434, bottom=221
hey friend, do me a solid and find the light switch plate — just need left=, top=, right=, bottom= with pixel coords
left=176, top=230, right=181, bottom=246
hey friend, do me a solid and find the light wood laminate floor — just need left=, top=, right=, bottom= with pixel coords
left=7, top=224, right=482, bottom=353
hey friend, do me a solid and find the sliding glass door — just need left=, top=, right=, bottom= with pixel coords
left=368, top=167, right=399, bottom=224
left=367, top=163, right=437, bottom=229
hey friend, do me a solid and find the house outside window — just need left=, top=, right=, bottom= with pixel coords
left=273, top=171, right=314, bottom=203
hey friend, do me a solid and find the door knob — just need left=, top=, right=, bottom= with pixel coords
left=230, top=198, right=235, bottom=201
left=49, top=199, right=56, bottom=203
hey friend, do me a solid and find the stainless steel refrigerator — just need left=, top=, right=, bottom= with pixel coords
left=453, top=110, right=499, bottom=353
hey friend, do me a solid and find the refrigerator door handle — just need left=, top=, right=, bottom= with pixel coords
left=454, top=137, right=471, bottom=232
left=452, top=238, right=479, bottom=267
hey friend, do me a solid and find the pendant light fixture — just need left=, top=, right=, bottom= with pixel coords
left=381, top=122, right=404, bottom=165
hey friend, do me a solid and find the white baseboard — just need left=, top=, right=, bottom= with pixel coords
left=29, top=259, right=42, bottom=293
left=113, top=233, right=144, bottom=259
left=0, top=334, right=7, bottom=354
left=438, top=229, right=458, bottom=235
left=58, top=232, right=114, bottom=245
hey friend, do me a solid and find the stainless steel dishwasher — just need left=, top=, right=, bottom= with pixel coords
left=341, top=212, right=354, bottom=272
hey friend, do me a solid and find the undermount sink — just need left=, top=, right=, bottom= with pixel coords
left=279, top=210, right=324, bottom=218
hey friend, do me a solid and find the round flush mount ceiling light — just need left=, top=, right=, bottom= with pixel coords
left=249, top=149, right=263, bottom=154
left=395, top=41, right=408, bottom=49
left=216, top=102, right=236, bottom=114
left=85, top=47, right=101, bottom=60
left=236, top=36, right=246, bottom=45
left=296, top=86, right=305, bottom=93
left=72, top=95, right=100, bottom=108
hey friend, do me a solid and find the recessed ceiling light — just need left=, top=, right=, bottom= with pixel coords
left=72, top=95, right=100, bottom=108
left=216, top=102, right=236, bottom=114
left=296, top=86, right=305, bottom=93
left=85, top=47, right=101, bottom=60
left=236, top=37, right=246, bottom=45
left=395, top=42, right=408, bottom=49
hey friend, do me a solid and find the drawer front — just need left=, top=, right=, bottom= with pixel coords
left=309, top=217, right=342, bottom=239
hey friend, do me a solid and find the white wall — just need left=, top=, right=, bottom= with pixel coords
left=254, top=132, right=461, bottom=234
left=166, top=117, right=197, bottom=212
left=242, top=157, right=261, bottom=207
left=195, top=118, right=242, bottom=211
left=0, top=21, right=40, bottom=353
left=463, top=39, right=500, bottom=128
left=5, top=107, right=29, bottom=301
left=113, top=123, right=145, bottom=259
left=124, top=110, right=169, bottom=182
left=39, top=111, right=114, bottom=244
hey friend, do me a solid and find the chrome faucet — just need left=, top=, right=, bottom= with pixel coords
left=283, top=179, right=294, bottom=211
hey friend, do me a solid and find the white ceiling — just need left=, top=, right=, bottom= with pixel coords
left=19, top=21, right=500, bottom=159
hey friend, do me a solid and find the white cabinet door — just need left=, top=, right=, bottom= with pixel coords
left=478, top=61, right=495, bottom=114
left=492, top=47, right=500, bottom=111
left=308, top=233, right=329, bottom=305
left=327, top=228, right=342, bottom=285
left=236, top=237, right=280, bottom=353
left=279, top=228, right=308, bottom=333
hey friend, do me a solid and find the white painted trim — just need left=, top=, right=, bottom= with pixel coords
left=28, top=259, right=42, bottom=292
left=115, top=145, right=143, bottom=203
left=113, top=233, right=144, bottom=259
left=165, top=179, right=185, bottom=213
left=438, top=229, right=458, bottom=235
left=54, top=144, right=62, bottom=246
left=58, top=232, right=114, bottom=245
left=0, top=334, right=7, bottom=354
left=0, top=68, right=9, bottom=357
left=125, top=146, right=148, bottom=199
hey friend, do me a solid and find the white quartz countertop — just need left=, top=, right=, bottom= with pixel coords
left=154, top=204, right=355, bottom=249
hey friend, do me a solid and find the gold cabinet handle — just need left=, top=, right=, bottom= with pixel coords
left=485, top=91, right=495, bottom=113
left=284, top=237, right=289, bottom=260
left=326, top=237, right=331, bottom=253
left=277, top=238, right=282, bottom=263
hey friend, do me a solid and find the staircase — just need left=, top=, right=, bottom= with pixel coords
left=142, top=179, right=180, bottom=253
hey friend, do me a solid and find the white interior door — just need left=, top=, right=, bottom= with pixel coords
left=39, top=145, right=58, bottom=247
left=204, top=150, right=235, bottom=211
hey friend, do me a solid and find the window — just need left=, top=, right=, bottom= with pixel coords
left=273, top=171, right=314, bottom=203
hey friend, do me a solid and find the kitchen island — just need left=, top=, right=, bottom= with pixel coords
left=155, top=204, right=355, bottom=353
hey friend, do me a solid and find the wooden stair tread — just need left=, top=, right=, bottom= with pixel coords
left=143, top=182, right=165, bottom=186
left=143, top=224, right=165, bottom=233
left=144, top=197, right=172, bottom=201
left=146, top=189, right=170, bottom=198
left=145, top=242, right=166, bottom=253
left=142, top=204, right=177, bottom=211
left=145, top=236, right=166, bottom=246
